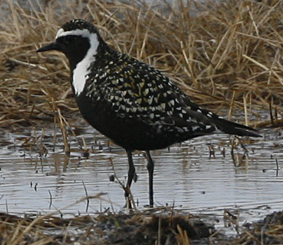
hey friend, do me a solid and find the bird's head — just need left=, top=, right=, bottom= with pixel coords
left=37, top=19, right=103, bottom=70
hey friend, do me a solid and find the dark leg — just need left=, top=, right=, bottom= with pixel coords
left=146, top=150, right=154, bottom=207
left=125, top=150, right=135, bottom=200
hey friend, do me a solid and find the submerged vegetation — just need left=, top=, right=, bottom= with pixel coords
left=1, top=0, right=283, bottom=244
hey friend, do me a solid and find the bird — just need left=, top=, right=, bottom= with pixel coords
left=37, top=19, right=261, bottom=207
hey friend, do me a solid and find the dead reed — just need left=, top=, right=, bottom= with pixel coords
left=0, top=0, right=283, bottom=130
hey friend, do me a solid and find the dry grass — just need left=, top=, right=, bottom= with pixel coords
left=1, top=208, right=283, bottom=245
left=0, top=0, right=283, bottom=130
left=0, top=210, right=207, bottom=245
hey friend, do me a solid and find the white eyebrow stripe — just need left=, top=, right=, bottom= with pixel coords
left=55, top=28, right=91, bottom=39
left=55, top=28, right=64, bottom=39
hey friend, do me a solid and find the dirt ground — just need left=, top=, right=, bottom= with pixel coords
left=1, top=208, right=283, bottom=245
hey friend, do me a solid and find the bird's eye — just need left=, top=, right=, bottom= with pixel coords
left=59, top=35, right=78, bottom=45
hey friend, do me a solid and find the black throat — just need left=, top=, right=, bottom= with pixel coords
left=65, top=38, right=90, bottom=72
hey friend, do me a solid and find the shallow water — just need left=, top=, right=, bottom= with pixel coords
left=0, top=123, right=282, bottom=227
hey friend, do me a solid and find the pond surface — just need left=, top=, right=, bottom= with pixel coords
left=0, top=122, right=282, bottom=228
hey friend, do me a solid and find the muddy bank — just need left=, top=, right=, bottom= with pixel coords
left=1, top=209, right=283, bottom=244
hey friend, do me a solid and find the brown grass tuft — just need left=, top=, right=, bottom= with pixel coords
left=1, top=0, right=283, bottom=129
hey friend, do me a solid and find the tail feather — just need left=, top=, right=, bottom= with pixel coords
left=215, top=118, right=261, bottom=137
left=182, top=97, right=261, bottom=138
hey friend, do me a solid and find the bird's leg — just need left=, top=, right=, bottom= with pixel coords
left=125, top=150, right=136, bottom=207
left=146, top=150, right=154, bottom=207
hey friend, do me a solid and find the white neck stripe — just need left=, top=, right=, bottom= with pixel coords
left=72, top=33, right=99, bottom=96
